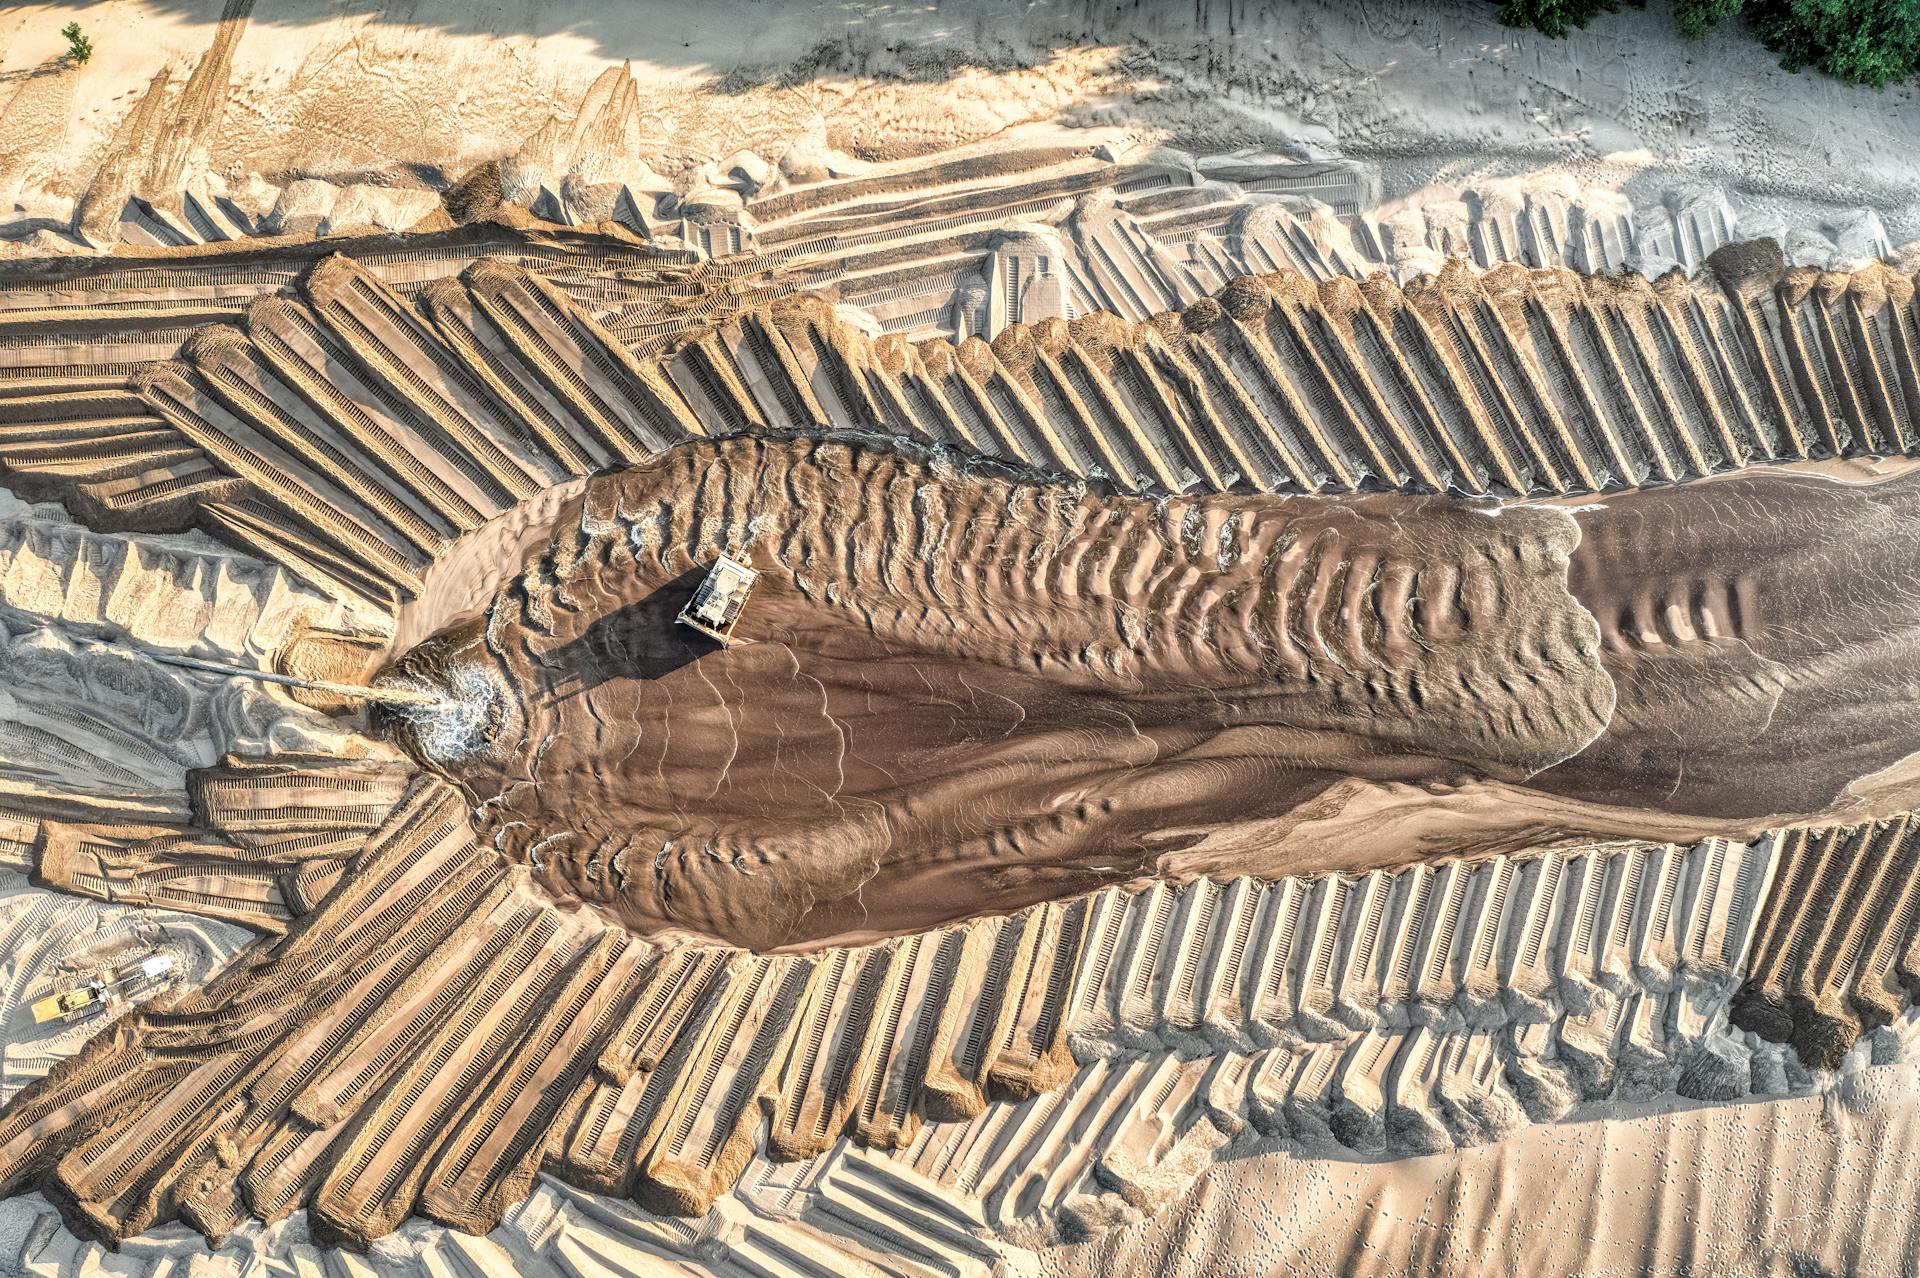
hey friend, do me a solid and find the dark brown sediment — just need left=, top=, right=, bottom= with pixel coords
left=380, top=434, right=1612, bottom=950
left=1545, top=468, right=1920, bottom=821
left=381, top=436, right=1920, bottom=952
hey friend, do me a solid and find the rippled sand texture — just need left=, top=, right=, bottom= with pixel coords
left=1549, top=472, right=1920, bottom=820
left=6, top=0, right=1920, bottom=1262
left=383, top=436, right=1609, bottom=949
left=6, top=230, right=1920, bottom=1263
left=384, top=437, right=1920, bottom=951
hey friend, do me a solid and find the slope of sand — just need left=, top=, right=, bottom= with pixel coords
left=7, top=230, right=1920, bottom=1260
left=7, top=229, right=1920, bottom=1269
left=4, top=1021, right=1917, bottom=1277
left=1034, top=1033, right=1920, bottom=1278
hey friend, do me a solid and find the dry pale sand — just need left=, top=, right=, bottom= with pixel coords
left=0, top=0, right=1916, bottom=258
left=1034, top=1030, right=1920, bottom=1278
left=5, top=1021, right=1916, bottom=1277
left=10, top=243, right=1920, bottom=1269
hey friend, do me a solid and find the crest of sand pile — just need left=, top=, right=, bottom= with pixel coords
left=9, top=1041, right=1920, bottom=1278
left=6, top=232, right=1920, bottom=615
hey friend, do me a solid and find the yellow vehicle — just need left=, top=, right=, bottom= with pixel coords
left=676, top=554, right=759, bottom=645
left=30, top=981, right=106, bottom=1023
left=30, top=954, right=175, bottom=1025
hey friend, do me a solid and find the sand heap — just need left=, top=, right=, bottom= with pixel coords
left=382, top=436, right=1608, bottom=950
left=5, top=229, right=1920, bottom=599
left=378, top=435, right=1920, bottom=954
left=0, top=233, right=1919, bottom=1258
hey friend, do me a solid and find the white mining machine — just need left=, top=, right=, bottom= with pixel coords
left=677, top=554, right=759, bottom=645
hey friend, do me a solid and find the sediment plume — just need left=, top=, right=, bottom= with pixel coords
left=1546, top=470, right=1920, bottom=820
left=379, top=434, right=1612, bottom=949
left=377, top=436, right=1920, bottom=953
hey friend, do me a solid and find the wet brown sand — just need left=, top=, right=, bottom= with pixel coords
left=378, top=436, right=1920, bottom=950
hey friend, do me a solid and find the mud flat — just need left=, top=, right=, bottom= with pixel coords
left=379, top=437, right=1920, bottom=952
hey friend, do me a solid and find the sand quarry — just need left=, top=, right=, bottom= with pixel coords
left=0, top=1, right=1918, bottom=1276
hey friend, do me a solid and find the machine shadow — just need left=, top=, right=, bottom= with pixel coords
left=545, top=565, right=714, bottom=692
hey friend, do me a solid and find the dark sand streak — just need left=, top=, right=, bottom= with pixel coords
left=379, top=438, right=1920, bottom=951
left=382, top=435, right=1614, bottom=949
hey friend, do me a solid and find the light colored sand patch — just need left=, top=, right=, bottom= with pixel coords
left=0, top=876, right=250, bottom=1103
left=4, top=1037, right=1918, bottom=1277
left=1035, top=1034, right=1920, bottom=1278
left=1, top=0, right=1918, bottom=253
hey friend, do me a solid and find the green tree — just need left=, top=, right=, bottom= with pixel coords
left=1494, top=0, right=1639, bottom=38
left=60, top=21, right=91, bottom=66
left=1498, top=0, right=1920, bottom=87
left=1672, top=0, right=1744, bottom=38
left=1747, top=0, right=1920, bottom=87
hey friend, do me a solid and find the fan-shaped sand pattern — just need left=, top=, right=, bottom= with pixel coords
left=3, top=235, right=1920, bottom=1255
left=378, top=434, right=1612, bottom=949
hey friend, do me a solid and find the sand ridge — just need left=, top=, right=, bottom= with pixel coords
left=0, top=233, right=1915, bottom=1253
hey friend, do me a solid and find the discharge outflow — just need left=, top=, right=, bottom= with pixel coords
left=147, top=650, right=443, bottom=708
